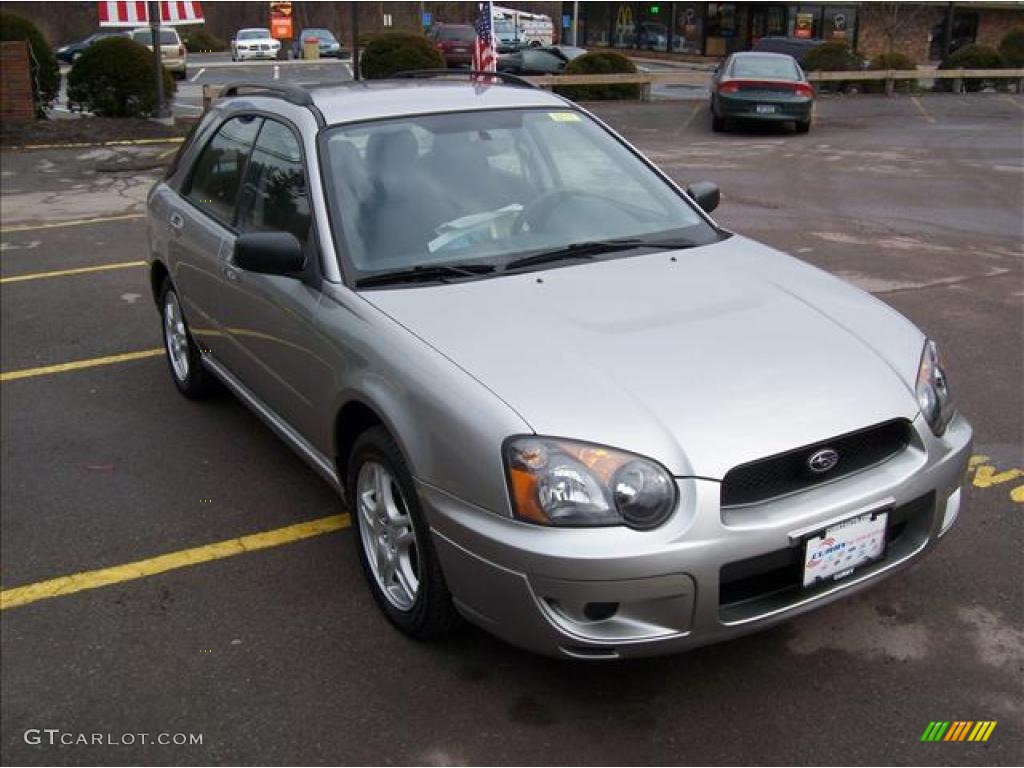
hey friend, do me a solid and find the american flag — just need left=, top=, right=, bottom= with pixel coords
left=472, top=1, right=497, bottom=72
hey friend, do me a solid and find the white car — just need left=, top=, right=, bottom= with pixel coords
left=231, top=28, right=280, bottom=61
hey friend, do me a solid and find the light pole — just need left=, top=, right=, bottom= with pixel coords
left=148, top=0, right=169, bottom=118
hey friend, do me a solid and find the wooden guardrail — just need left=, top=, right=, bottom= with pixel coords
left=525, top=68, right=1024, bottom=100
left=201, top=68, right=1024, bottom=110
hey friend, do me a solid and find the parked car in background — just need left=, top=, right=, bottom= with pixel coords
left=427, top=23, right=476, bottom=67
left=751, top=36, right=824, bottom=65
left=231, top=28, right=281, bottom=61
left=635, top=20, right=669, bottom=50
left=711, top=52, right=814, bottom=133
left=55, top=30, right=126, bottom=64
left=291, top=28, right=344, bottom=59
left=147, top=74, right=970, bottom=659
left=498, top=45, right=586, bottom=75
left=130, top=26, right=186, bottom=78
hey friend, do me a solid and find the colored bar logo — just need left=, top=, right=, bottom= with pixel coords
left=921, top=721, right=997, bottom=742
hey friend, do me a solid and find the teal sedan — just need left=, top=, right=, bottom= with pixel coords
left=711, top=52, right=814, bottom=134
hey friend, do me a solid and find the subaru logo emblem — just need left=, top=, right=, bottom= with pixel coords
left=807, top=448, right=840, bottom=474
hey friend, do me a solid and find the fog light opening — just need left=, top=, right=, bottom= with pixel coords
left=582, top=602, right=619, bottom=622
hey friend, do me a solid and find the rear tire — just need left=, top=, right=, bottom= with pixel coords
left=795, top=118, right=811, bottom=134
left=712, top=112, right=726, bottom=132
left=347, top=427, right=461, bottom=640
left=159, top=279, right=218, bottom=399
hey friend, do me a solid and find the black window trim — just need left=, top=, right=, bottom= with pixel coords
left=181, top=108, right=324, bottom=281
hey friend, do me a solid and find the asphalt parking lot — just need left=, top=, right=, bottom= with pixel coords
left=1, top=93, right=1022, bottom=765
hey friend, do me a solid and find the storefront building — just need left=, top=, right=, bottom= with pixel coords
left=569, top=2, right=1024, bottom=63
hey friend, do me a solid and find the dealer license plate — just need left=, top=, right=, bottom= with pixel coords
left=756, top=104, right=776, bottom=114
left=802, top=511, right=888, bottom=587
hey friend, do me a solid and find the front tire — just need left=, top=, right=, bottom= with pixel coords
left=160, top=279, right=218, bottom=398
left=348, top=427, right=461, bottom=640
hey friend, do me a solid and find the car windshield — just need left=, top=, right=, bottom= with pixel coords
left=304, top=29, right=336, bottom=41
left=133, top=30, right=178, bottom=45
left=731, top=55, right=800, bottom=79
left=322, top=108, right=720, bottom=282
left=238, top=29, right=271, bottom=39
left=438, top=26, right=475, bottom=41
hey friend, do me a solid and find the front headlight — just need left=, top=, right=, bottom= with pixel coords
left=916, top=340, right=955, bottom=435
left=504, top=437, right=677, bottom=529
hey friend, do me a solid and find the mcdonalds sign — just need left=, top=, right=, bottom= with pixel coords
left=270, top=1, right=293, bottom=40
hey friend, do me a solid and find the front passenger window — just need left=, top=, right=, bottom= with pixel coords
left=238, top=120, right=311, bottom=244
left=186, top=116, right=262, bottom=225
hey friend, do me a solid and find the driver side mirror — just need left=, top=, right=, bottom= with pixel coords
left=233, top=232, right=305, bottom=276
left=686, top=181, right=720, bottom=214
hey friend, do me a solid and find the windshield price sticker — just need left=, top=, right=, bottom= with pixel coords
left=549, top=112, right=582, bottom=122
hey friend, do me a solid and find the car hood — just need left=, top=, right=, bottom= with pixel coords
left=363, top=236, right=925, bottom=478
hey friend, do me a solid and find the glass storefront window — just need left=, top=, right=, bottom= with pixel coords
left=637, top=4, right=670, bottom=52
left=823, top=6, right=856, bottom=43
left=673, top=4, right=704, bottom=53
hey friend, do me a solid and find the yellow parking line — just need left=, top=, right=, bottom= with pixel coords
left=0, top=261, right=145, bottom=284
left=911, top=96, right=936, bottom=123
left=0, top=213, right=145, bottom=234
left=0, top=348, right=163, bottom=382
left=676, top=103, right=703, bottom=134
left=0, top=514, right=350, bottom=611
left=1003, top=95, right=1024, bottom=112
left=13, top=137, right=185, bottom=150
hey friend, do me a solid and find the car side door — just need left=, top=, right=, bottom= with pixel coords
left=168, top=114, right=262, bottom=358
left=215, top=117, right=329, bottom=441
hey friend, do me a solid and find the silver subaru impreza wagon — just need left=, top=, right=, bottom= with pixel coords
left=146, top=74, right=972, bottom=659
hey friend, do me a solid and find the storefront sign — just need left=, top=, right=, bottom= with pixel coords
left=270, top=1, right=292, bottom=40
left=794, top=11, right=814, bottom=39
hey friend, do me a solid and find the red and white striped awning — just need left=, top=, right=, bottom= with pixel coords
left=98, top=1, right=204, bottom=27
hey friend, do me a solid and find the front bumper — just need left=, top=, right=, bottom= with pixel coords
left=421, top=414, right=972, bottom=659
left=236, top=49, right=278, bottom=60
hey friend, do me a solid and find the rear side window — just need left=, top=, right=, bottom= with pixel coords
left=238, top=120, right=311, bottom=244
left=186, top=116, right=262, bottom=226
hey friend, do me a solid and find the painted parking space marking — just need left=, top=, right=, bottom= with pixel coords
left=9, top=137, right=184, bottom=151
left=0, top=213, right=145, bottom=234
left=911, top=96, right=937, bottom=124
left=967, top=454, right=1023, bottom=505
left=0, top=348, right=163, bottom=382
left=0, top=261, right=145, bottom=284
left=1002, top=95, right=1024, bottom=112
left=0, top=514, right=350, bottom=611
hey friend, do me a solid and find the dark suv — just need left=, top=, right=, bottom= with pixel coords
left=427, top=23, right=476, bottom=67
left=751, top=36, right=824, bottom=65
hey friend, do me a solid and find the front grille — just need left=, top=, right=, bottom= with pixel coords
left=719, top=492, right=935, bottom=618
left=720, top=419, right=912, bottom=507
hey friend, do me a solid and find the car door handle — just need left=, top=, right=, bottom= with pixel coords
left=169, top=212, right=184, bottom=231
left=223, top=265, right=240, bottom=283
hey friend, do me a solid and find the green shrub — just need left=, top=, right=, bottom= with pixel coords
left=998, top=27, right=1024, bottom=67
left=67, top=37, right=175, bottom=117
left=866, top=52, right=918, bottom=93
left=182, top=27, right=225, bottom=53
left=802, top=41, right=865, bottom=94
left=555, top=51, right=640, bottom=101
left=802, top=41, right=863, bottom=72
left=939, top=44, right=1005, bottom=91
left=360, top=32, right=443, bottom=79
left=0, top=10, right=60, bottom=116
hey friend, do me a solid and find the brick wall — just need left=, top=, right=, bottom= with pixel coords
left=0, top=41, right=35, bottom=122
left=976, top=8, right=1022, bottom=50
left=856, top=4, right=944, bottom=64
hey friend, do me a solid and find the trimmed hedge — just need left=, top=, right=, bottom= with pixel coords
left=998, top=27, right=1024, bottom=67
left=866, top=52, right=918, bottom=93
left=939, top=44, right=1005, bottom=91
left=360, top=32, right=443, bottom=79
left=555, top=51, right=639, bottom=101
left=67, top=37, right=176, bottom=117
left=183, top=27, right=225, bottom=53
left=802, top=41, right=865, bottom=93
left=0, top=10, right=59, bottom=116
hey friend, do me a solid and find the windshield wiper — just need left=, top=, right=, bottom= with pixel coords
left=354, top=263, right=496, bottom=288
left=503, top=238, right=698, bottom=272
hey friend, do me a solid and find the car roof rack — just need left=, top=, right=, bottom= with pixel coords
left=220, top=82, right=315, bottom=107
left=218, top=81, right=324, bottom=126
left=392, top=69, right=539, bottom=90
